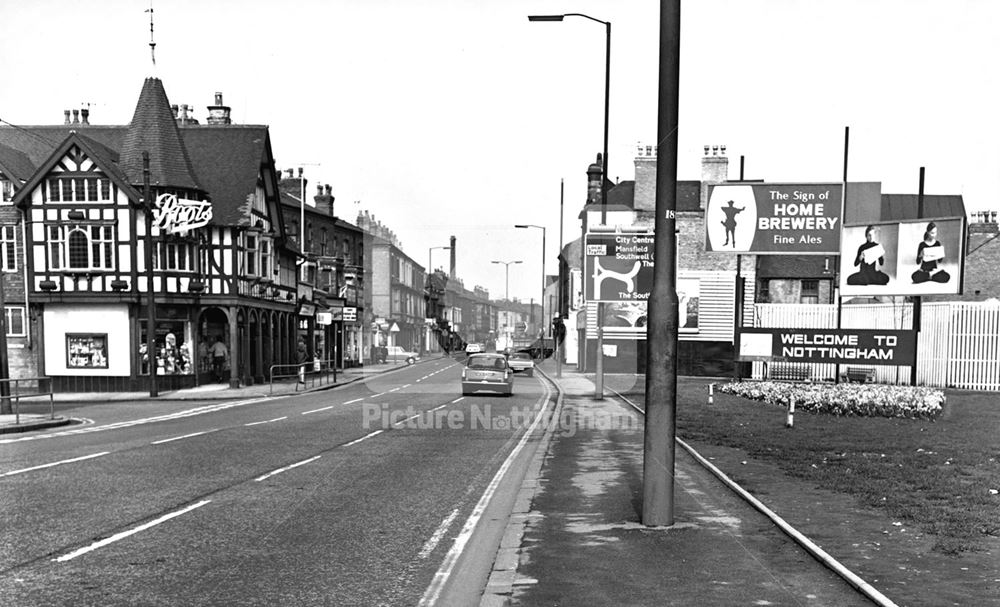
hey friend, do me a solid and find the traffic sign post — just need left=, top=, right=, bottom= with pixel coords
left=584, top=231, right=655, bottom=302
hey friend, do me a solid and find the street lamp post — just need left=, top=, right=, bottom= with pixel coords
left=529, top=12, right=610, bottom=398
left=490, top=259, right=522, bottom=301
left=428, top=246, right=451, bottom=353
left=514, top=224, right=546, bottom=346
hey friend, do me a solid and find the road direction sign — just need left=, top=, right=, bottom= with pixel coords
left=584, top=231, right=654, bottom=303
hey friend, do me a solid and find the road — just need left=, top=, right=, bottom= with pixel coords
left=0, top=357, right=550, bottom=606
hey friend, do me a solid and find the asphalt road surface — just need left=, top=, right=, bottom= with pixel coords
left=0, top=358, right=549, bottom=606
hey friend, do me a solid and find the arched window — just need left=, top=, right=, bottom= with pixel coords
left=68, top=228, right=89, bottom=269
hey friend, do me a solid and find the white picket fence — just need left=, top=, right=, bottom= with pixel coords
left=748, top=301, right=1000, bottom=391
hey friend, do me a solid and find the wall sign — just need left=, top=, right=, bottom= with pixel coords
left=153, top=193, right=213, bottom=234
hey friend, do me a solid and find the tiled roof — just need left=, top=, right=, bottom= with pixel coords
left=880, top=194, right=965, bottom=221
left=180, top=125, right=269, bottom=226
left=119, top=77, right=202, bottom=191
left=0, top=142, right=36, bottom=182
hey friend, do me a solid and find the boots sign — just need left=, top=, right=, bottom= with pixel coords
left=152, top=193, right=213, bottom=234
left=706, top=183, right=842, bottom=254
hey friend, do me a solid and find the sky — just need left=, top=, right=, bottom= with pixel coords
left=1, top=0, right=996, bottom=304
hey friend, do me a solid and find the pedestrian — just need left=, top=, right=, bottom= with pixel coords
left=210, top=336, right=228, bottom=383
left=297, top=338, right=308, bottom=383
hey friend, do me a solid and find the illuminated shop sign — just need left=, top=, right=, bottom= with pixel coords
left=153, top=193, right=213, bottom=234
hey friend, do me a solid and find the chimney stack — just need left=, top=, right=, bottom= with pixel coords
left=207, top=91, right=232, bottom=125
left=450, top=236, right=457, bottom=279
left=700, top=143, right=729, bottom=209
left=586, top=153, right=603, bottom=207
left=325, top=185, right=334, bottom=216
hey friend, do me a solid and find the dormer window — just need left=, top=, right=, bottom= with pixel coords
left=1, top=178, right=14, bottom=203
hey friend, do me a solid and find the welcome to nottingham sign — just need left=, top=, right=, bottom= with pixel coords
left=737, top=327, right=918, bottom=367
left=706, top=183, right=842, bottom=254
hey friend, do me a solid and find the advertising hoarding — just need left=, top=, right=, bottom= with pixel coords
left=706, top=183, right=842, bottom=254
left=839, top=216, right=965, bottom=296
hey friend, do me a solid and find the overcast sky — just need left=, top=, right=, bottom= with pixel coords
left=1, top=0, right=996, bottom=303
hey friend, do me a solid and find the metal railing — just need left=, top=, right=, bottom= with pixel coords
left=268, top=359, right=338, bottom=395
left=1, top=377, right=55, bottom=425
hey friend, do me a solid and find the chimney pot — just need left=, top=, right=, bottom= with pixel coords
left=316, top=184, right=323, bottom=195
left=704, top=145, right=710, bottom=155
left=325, top=184, right=332, bottom=195
left=712, top=145, right=718, bottom=156
left=721, top=145, right=727, bottom=155
left=81, top=108, right=89, bottom=125
left=215, top=92, right=223, bottom=105
left=64, top=110, right=71, bottom=125
left=72, top=109, right=79, bottom=124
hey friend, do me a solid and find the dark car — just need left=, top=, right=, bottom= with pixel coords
left=461, top=353, right=514, bottom=396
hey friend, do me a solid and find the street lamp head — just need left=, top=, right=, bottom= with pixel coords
left=514, top=224, right=528, bottom=229
left=528, top=14, right=564, bottom=21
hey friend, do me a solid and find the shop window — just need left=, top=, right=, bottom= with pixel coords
left=66, top=333, right=109, bottom=369
left=4, top=306, right=25, bottom=337
left=1, top=225, right=16, bottom=271
left=139, top=320, right=193, bottom=375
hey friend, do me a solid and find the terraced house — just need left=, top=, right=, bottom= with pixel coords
left=0, top=77, right=308, bottom=391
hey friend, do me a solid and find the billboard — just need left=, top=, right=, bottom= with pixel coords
left=737, top=327, right=918, bottom=366
left=584, top=231, right=654, bottom=303
left=706, top=183, right=842, bottom=254
left=838, top=216, right=965, bottom=296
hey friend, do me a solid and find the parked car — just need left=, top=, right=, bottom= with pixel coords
left=465, top=342, right=483, bottom=354
left=461, top=353, right=513, bottom=396
left=506, top=351, right=535, bottom=376
left=385, top=346, right=419, bottom=364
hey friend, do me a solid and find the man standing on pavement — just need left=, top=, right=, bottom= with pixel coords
left=210, top=336, right=228, bottom=383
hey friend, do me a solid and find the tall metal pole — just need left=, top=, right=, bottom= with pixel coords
left=541, top=227, right=547, bottom=337
left=557, top=179, right=564, bottom=377
left=643, top=0, right=681, bottom=527
left=595, top=19, right=611, bottom=401
left=835, top=126, right=849, bottom=384
left=911, top=167, right=925, bottom=387
left=143, top=151, right=158, bottom=397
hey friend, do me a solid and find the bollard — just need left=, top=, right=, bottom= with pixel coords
left=708, top=383, right=714, bottom=405
left=785, top=400, right=795, bottom=428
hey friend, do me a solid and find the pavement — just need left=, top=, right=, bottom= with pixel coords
left=480, top=361, right=887, bottom=607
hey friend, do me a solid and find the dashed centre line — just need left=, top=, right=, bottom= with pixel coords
left=244, top=416, right=287, bottom=427
left=254, top=455, right=323, bottom=482
left=343, top=430, right=383, bottom=447
left=151, top=430, right=218, bottom=445
left=52, top=500, right=211, bottom=562
left=0, top=452, right=110, bottom=478
left=302, top=406, right=335, bottom=415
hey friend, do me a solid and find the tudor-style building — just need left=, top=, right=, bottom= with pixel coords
left=0, top=78, right=300, bottom=391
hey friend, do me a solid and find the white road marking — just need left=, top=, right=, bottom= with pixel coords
left=0, top=451, right=110, bottom=478
left=402, top=384, right=412, bottom=388
left=419, top=387, right=552, bottom=606
left=388, top=388, right=400, bottom=393
left=0, top=397, right=275, bottom=444
left=344, top=398, right=364, bottom=404
left=418, top=508, right=460, bottom=559
left=370, top=392, right=385, bottom=398
left=254, top=455, right=323, bottom=482
left=342, top=430, right=383, bottom=447
left=451, top=397, right=465, bottom=403
left=52, top=500, right=211, bottom=562
left=151, top=430, right=217, bottom=445
left=302, top=406, right=334, bottom=415
left=244, top=416, right=287, bottom=427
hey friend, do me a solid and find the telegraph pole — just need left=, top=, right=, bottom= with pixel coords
left=643, top=0, right=681, bottom=526
left=0, top=271, right=11, bottom=414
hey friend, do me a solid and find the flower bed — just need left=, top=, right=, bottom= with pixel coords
left=717, top=380, right=945, bottom=419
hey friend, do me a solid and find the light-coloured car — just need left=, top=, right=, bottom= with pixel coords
left=461, top=353, right=513, bottom=396
left=506, top=351, right=535, bottom=376
left=386, top=346, right=419, bottom=364
left=465, top=342, right=483, bottom=354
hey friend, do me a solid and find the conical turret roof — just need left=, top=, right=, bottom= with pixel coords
left=119, top=77, right=201, bottom=190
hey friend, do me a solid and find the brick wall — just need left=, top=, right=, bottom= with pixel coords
left=1, top=207, right=37, bottom=379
